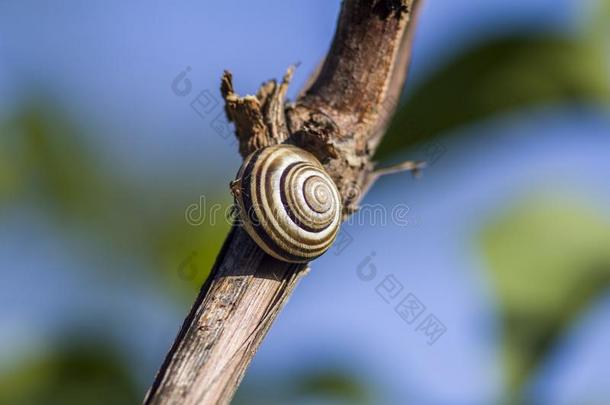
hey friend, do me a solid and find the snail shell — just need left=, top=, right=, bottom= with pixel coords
left=231, top=144, right=342, bottom=263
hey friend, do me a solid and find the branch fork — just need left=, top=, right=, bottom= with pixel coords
left=145, top=1, right=422, bottom=403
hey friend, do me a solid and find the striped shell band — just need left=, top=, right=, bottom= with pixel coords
left=232, top=144, right=342, bottom=263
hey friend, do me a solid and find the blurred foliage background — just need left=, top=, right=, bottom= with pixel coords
left=1, top=0, right=609, bottom=404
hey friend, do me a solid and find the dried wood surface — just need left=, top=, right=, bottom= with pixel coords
left=144, top=1, right=422, bottom=403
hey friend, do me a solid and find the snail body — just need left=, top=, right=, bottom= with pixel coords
left=231, top=144, right=342, bottom=263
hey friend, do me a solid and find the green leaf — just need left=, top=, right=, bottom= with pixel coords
left=0, top=138, right=21, bottom=204
left=0, top=340, right=140, bottom=405
left=152, top=207, right=231, bottom=295
left=2, top=100, right=231, bottom=298
left=589, top=0, right=610, bottom=43
left=293, top=370, right=370, bottom=403
left=234, top=368, right=372, bottom=405
left=478, top=193, right=610, bottom=396
left=375, top=35, right=610, bottom=160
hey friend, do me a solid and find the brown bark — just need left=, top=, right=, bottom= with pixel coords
left=144, top=1, right=422, bottom=403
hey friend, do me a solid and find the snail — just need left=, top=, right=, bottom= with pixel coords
left=230, top=144, right=342, bottom=263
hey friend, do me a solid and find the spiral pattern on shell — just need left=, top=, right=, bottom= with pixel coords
left=232, top=144, right=342, bottom=263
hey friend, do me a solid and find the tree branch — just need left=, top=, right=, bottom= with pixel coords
left=144, top=1, right=421, bottom=404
